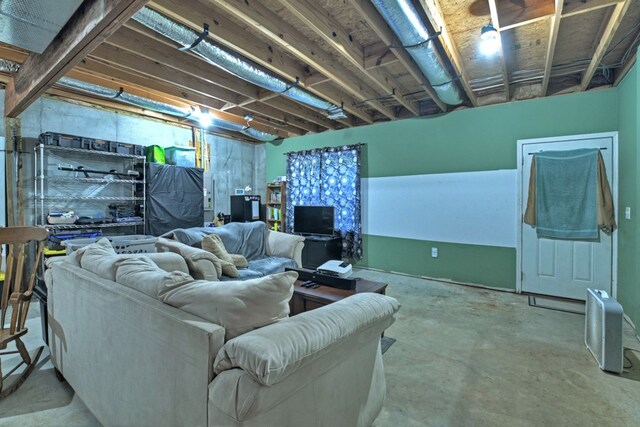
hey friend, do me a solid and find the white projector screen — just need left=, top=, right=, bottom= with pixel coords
left=361, top=170, right=517, bottom=248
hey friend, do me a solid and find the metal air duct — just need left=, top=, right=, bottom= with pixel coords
left=132, top=7, right=346, bottom=120
left=371, top=0, right=464, bottom=106
left=0, top=59, right=280, bottom=142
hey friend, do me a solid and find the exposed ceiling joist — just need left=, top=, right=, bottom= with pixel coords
left=418, top=0, right=478, bottom=107
left=208, top=0, right=397, bottom=120
left=364, top=42, right=398, bottom=71
left=487, top=0, right=510, bottom=102
left=347, top=0, right=448, bottom=112
left=79, top=57, right=226, bottom=110
left=562, top=0, right=625, bottom=18
left=542, top=0, right=564, bottom=96
left=495, top=0, right=555, bottom=31
left=278, top=0, right=420, bottom=116
left=109, top=25, right=259, bottom=102
left=150, top=0, right=369, bottom=125
left=4, top=0, right=150, bottom=118
left=91, top=43, right=247, bottom=104
left=232, top=103, right=315, bottom=134
left=580, top=0, right=632, bottom=91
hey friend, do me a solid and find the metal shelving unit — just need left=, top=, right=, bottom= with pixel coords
left=34, top=143, right=146, bottom=234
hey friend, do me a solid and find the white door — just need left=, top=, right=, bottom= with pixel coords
left=520, top=134, right=616, bottom=300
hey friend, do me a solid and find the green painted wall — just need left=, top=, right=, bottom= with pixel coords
left=616, top=54, right=639, bottom=329
left=266, top=89, right=619, bottom=290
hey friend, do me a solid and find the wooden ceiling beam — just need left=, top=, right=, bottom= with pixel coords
left=562, top=0, right=624, bottom=17
left=488, top=0, right=511, bottom=102
left=108, top=25, right=259, bottom=102
left=208, top=0, right=397, bottom=120
left=4, top=0, right=150, bottom=118
left=580, top=0, right=632, bottom=91
left=150, top=0, right=370, bottom=124
left=79, top=63, right=303, bottom=137
left=78, top=57, right=226, bottom=110
left=542, top=0, right=564, bottom=96
left=242, top=104, right=320, bottom=134
left=418, top=0, right=478, bottom=106
left=347, top=0, right=448, bottom=112
left=91, top=43, right=245, bottom=104
left=224, top=106, right=309, bottom=135
left=495, top=0, right=555, bottom=30
left=277, top=0, right=420, bottom=116
left=364, top=42, right=399, bottom=71
left=150, top=0, right=306, bottom=83
left=263, top=96, right=338, bottom=130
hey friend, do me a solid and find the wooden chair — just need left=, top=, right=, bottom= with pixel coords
left=0, top=226, right=48, bottom=399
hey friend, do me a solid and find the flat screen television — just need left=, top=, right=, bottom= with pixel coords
left=294, top=205, right=335, bottom=236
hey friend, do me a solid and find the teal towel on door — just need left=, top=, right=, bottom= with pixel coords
left=535, top=148, right=599, bottom=239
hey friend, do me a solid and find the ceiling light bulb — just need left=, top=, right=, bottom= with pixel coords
left=480, top=23, right=499, bottom=56
left=199, top=109, right=212, bottom=128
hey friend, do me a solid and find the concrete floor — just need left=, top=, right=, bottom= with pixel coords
left=1, top=269, right=640, bottom=426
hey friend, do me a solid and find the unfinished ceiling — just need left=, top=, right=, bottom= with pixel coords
left=0, top=0, right=639, bottom=142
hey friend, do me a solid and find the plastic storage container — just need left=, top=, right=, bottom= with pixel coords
left=111, top=142, right=144, bottom=156
left=39, top=132, right=92, bottom=149
left=63, top=235, right=157, bottom=255
left=145, top=145, right=166, bottom=164
left=165, top=146, right=196, bottom=167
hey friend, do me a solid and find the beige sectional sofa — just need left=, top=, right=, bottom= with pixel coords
left=46, top=242, right=399, bottom=426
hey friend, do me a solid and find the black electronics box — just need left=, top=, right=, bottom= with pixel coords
left=286, top=267, right=356, bottom=291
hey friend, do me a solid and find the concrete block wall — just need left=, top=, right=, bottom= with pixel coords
left=0, top=91, right=266, bottom=226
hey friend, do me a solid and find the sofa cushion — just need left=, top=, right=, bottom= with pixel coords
left=248, top=256, right=298, bottom=276
left=156, top=237, right=221, bottom=281
left=115, top=256, right=194, bottom=298
left=79, top=238, right=119, bottom=281
left=265, top=231, right=305, bottom=260
left=158, top=271, right=297, bottom=340
left=201, top=234, right=238, bottom=278
left=213, top=293, right=400, bottom=387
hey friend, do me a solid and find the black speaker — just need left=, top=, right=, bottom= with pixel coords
left=286, top=267, right=356, bottom=290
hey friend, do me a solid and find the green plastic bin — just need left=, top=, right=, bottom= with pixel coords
left=145, top=145, right=166, bottom=164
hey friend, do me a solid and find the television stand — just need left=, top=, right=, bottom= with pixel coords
left=301, top=235, right=342, bottom=269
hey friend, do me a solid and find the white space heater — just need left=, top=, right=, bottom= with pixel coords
left=585, top=289, right=623, bottom=374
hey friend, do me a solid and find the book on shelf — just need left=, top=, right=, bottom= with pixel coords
left=268, top=207, right=281, bottom=221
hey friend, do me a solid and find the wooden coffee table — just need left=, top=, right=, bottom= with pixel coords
left=290, top=276, right=387, bottom=316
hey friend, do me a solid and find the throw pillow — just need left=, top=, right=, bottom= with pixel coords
left=158, top=270, right=298, bottom=340
left=229, top=254, right=249, bottom=268
left=202, top=234, right=239, bottom=278
left=115, top=256, right=193, bottom=298
left=79, top=238, right=119, bottom=281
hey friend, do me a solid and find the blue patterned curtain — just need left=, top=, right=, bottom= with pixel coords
left=286, top=144, right=362, bottom=259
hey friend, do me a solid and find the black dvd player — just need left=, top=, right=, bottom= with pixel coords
left=285, top=267, right=356, bottom=291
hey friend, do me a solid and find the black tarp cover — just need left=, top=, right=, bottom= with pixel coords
left=146, top=163, right=203, bottom=236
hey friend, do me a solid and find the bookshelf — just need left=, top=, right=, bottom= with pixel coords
left=266, top=182, right=286, bottom=231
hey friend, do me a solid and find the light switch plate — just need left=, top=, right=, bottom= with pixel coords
left=431, top=247, right=438, bottom=258
left=625, top=207, right=631, bottom=220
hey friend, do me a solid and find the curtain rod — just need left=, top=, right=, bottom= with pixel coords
left=283, top=142, right=365, bottom=155
left=528, top=148, right=607, bottom=155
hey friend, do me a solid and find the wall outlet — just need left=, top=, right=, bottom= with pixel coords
left=431, top=247, right=438, bottom=258
left=625, top=207, right=631, bottom=220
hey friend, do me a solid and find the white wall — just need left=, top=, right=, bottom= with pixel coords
left=361, top=170, right=518, bottom=248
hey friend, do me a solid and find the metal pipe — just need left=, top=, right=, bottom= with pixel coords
left=371, top=0, right=464, bottom=106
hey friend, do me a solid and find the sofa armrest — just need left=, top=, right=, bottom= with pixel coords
left=213, top=293, right=399, bottom=386
left=156, top=237, right=221, bottom=280
left=265, top=230, right=305, bottom=268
